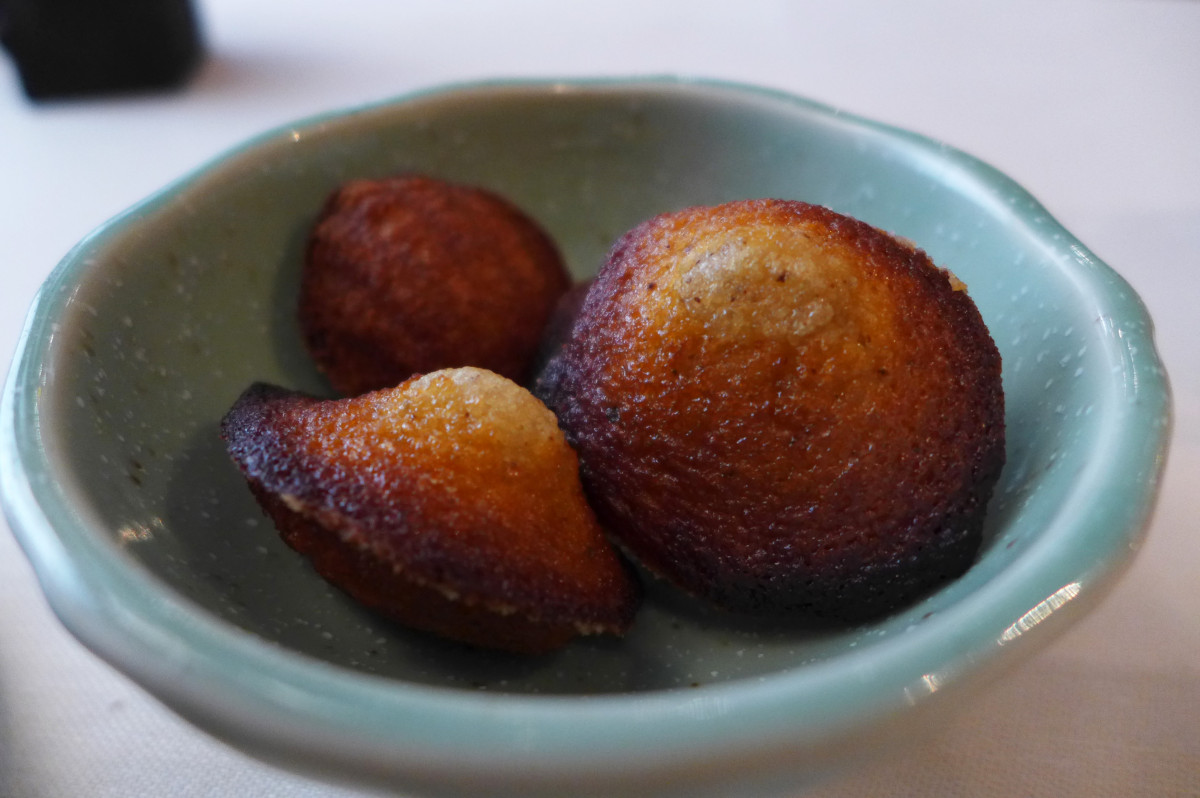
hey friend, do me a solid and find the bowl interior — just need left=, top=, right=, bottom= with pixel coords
left=25, top=80, right=1165, bottom=696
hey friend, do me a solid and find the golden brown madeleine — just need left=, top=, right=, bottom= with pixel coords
left=221, top=367, right=640, bottom=654
left=537, top=199, right=1005, bottom=621
left=300, top=176, right=570, bottom=396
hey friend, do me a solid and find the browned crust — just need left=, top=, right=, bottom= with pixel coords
left=221, top=374, right=641, bottom=653
left=251, top=486, right=584, bottom=654
left=299, top=176, right=570, bottom=396
left=536, top=199, right=1005, bottom=621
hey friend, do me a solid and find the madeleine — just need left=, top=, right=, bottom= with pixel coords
left=222, top=367, right=640, bottom=653
left=300, top=176, right=570, bottom=395
left=537, top=199, right=1005, bottom=621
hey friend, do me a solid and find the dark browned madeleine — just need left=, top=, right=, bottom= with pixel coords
left=537, top=199, right=1005, bottom=622
left=300, top=176, right=570, bottom=396
left=221, top=367, right=640, bottom=654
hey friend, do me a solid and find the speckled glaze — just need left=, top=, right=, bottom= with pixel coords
left=0, top=79, right=1172, bottom=798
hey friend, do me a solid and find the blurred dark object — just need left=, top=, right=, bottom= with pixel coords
left=0, top=0, right=203, bottom=100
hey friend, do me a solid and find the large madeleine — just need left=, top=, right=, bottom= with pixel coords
left=537, top=199, right=1005, bottom=621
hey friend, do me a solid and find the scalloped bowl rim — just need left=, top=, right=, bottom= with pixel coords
left=0, top=77, right=1172, bottom=792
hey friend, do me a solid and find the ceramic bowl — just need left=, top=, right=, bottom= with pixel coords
left=0, top=79, right=1171, bottom=798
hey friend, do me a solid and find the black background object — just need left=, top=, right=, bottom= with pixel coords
left=0, top=0, right=204, bottom=100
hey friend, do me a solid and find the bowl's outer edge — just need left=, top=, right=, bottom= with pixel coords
left=0, top=76, right=1174, bottom=797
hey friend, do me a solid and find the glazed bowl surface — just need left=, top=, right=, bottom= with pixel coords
left=0, top=78, right=1171, bottom=798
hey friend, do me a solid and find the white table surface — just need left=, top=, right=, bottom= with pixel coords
left=2, top=2, right=1197, bottom=796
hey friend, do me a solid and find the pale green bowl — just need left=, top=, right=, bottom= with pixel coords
left=0, top=79, right=1171, bottom=797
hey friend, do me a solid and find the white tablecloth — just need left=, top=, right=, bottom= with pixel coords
left=2, top=2, right=1196, bottom=795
